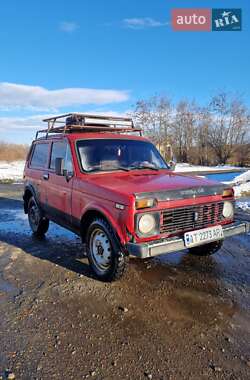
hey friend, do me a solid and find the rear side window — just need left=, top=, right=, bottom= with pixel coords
left=30, top=143, right=49, bottom=169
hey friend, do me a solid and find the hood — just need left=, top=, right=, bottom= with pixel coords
left=87, top=170, right=226, bottom=201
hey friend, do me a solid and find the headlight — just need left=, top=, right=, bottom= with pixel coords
left=223, top=201, right=234, bottom=219
left=138, top=214, right=156, bottom=234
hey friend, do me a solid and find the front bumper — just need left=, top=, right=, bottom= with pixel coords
left=127, top=221, right=250, bottom=259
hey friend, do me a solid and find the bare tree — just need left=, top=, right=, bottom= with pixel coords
left=133, top=95, right=173, bottom=157
left=133, top=92, right=250, bottom=166
left=208, top=93, right=250, bottom=164
left=172, top=100, right=197, bottom=162
left=195, top=106, right=212, bottom=165
left=234, top=143, right=250, bottom=167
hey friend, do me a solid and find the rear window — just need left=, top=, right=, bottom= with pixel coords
left=30, top=143, right=49, bottom=169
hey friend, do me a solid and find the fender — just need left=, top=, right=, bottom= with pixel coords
left=23, top=183, right=40, bottom=213
left=81, top=202, right=128, bottom=245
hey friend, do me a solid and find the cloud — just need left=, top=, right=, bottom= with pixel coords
left=59, top=21, right=79, bottom=33
left=0, top=83, right=129, bottom=111
left=0, top=115, right=44, bottom=133
left=123, top=18, right=168, bottom=29
left=0, top=111, right=133, bottom=132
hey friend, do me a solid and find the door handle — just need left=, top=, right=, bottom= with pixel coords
left=43, top=173, right=49, bottom=180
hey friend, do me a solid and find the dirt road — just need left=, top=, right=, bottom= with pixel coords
left=0, top=184, right=250, bottom=380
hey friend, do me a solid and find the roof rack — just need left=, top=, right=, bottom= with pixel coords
left=35, top=113, right=142, bottom=139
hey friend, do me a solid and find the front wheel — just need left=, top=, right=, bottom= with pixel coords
left=189, top=240, right=223, bottom=256
left=28, top=197, right=49, bottom=237
left=86, top=218, right=128, bottom=282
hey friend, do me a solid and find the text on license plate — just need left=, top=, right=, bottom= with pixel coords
left=184, top=225, right=224, bottom=248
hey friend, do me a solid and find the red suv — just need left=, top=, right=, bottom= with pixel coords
left=23, top=113, right=249, bottom=281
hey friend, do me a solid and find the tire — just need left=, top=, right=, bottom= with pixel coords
left=86, top=218, right=128, bottom=282
left=189, top=240, right=223, bottom=256
left=28, top=197, right=49, bottom=237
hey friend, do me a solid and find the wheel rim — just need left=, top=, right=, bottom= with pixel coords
left=89, top=228, right=112, bottom=272
left=28, top=201, right=40, bottom=230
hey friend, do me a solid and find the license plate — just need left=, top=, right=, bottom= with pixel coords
left=184, top=225, right=224, bottom=248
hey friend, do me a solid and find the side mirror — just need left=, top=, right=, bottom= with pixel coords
left=55, top=157, right=64, bottom=176
left=169, top=161, right=176, bottom=171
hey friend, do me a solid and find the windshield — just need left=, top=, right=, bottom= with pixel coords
left=77, top=139, right=169, bottom=173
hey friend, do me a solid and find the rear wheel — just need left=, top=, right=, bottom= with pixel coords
left=28, top=197, right=49, bottom=237
left=189, top=240, right=223, bottom=256
left=86, top=218, right=128, bottom=282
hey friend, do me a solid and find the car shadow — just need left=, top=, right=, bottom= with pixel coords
left=0, top=197, right=96, bottom=280
left=0, top=230, right=96, bottom=280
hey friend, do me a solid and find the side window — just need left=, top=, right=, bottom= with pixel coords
left=65, top=144, right=73, bottom=173
left=30, top=143, right=49, bottom=169
left=50, top=141, right=67, bottom=170
left=50, top=140, right=73, bottom=173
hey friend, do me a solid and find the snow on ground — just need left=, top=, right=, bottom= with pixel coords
left=234, top=182, right=250, bottom=197
left=175, top=163, right=241, bottom=172
left=232, top=170, right=250, bottom=185
left=175, top=163, right=250, bottom=198
left=237, top=201, right=250, bottom=212
left=0, top=161, right=25, bottom=182
left=232, top=170, right=250, bottom=198
left=3, top=161, right=237, bottom=181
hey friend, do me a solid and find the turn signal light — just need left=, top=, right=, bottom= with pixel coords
left=222, top=188, right=234, bottom=198
left=136, top=198, right=156, bottom=209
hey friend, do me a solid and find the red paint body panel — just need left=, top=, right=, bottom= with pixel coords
left=77, top=171, right=219, bottom=197
left=24, top=132, right=233, bottom=247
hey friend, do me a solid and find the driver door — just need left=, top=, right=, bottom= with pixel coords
left=46, top=139, right=74, bottom=227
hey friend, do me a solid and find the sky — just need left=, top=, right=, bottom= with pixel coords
left=0, top=0, right=249, bottom=144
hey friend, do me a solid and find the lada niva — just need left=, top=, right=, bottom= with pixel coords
left=23, top=113, right=249, bottom=281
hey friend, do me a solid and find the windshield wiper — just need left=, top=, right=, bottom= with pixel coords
left=87, top=166, right=130, bottom=173
left=109, top=166, right=130, bottom=172
left=129, top=165, right=159, bottom=171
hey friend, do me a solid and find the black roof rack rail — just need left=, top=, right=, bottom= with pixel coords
left=35, top=113, right=142, bottom=139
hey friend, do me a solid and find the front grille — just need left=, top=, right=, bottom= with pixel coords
left=160, top=202, right=224, bottom=235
